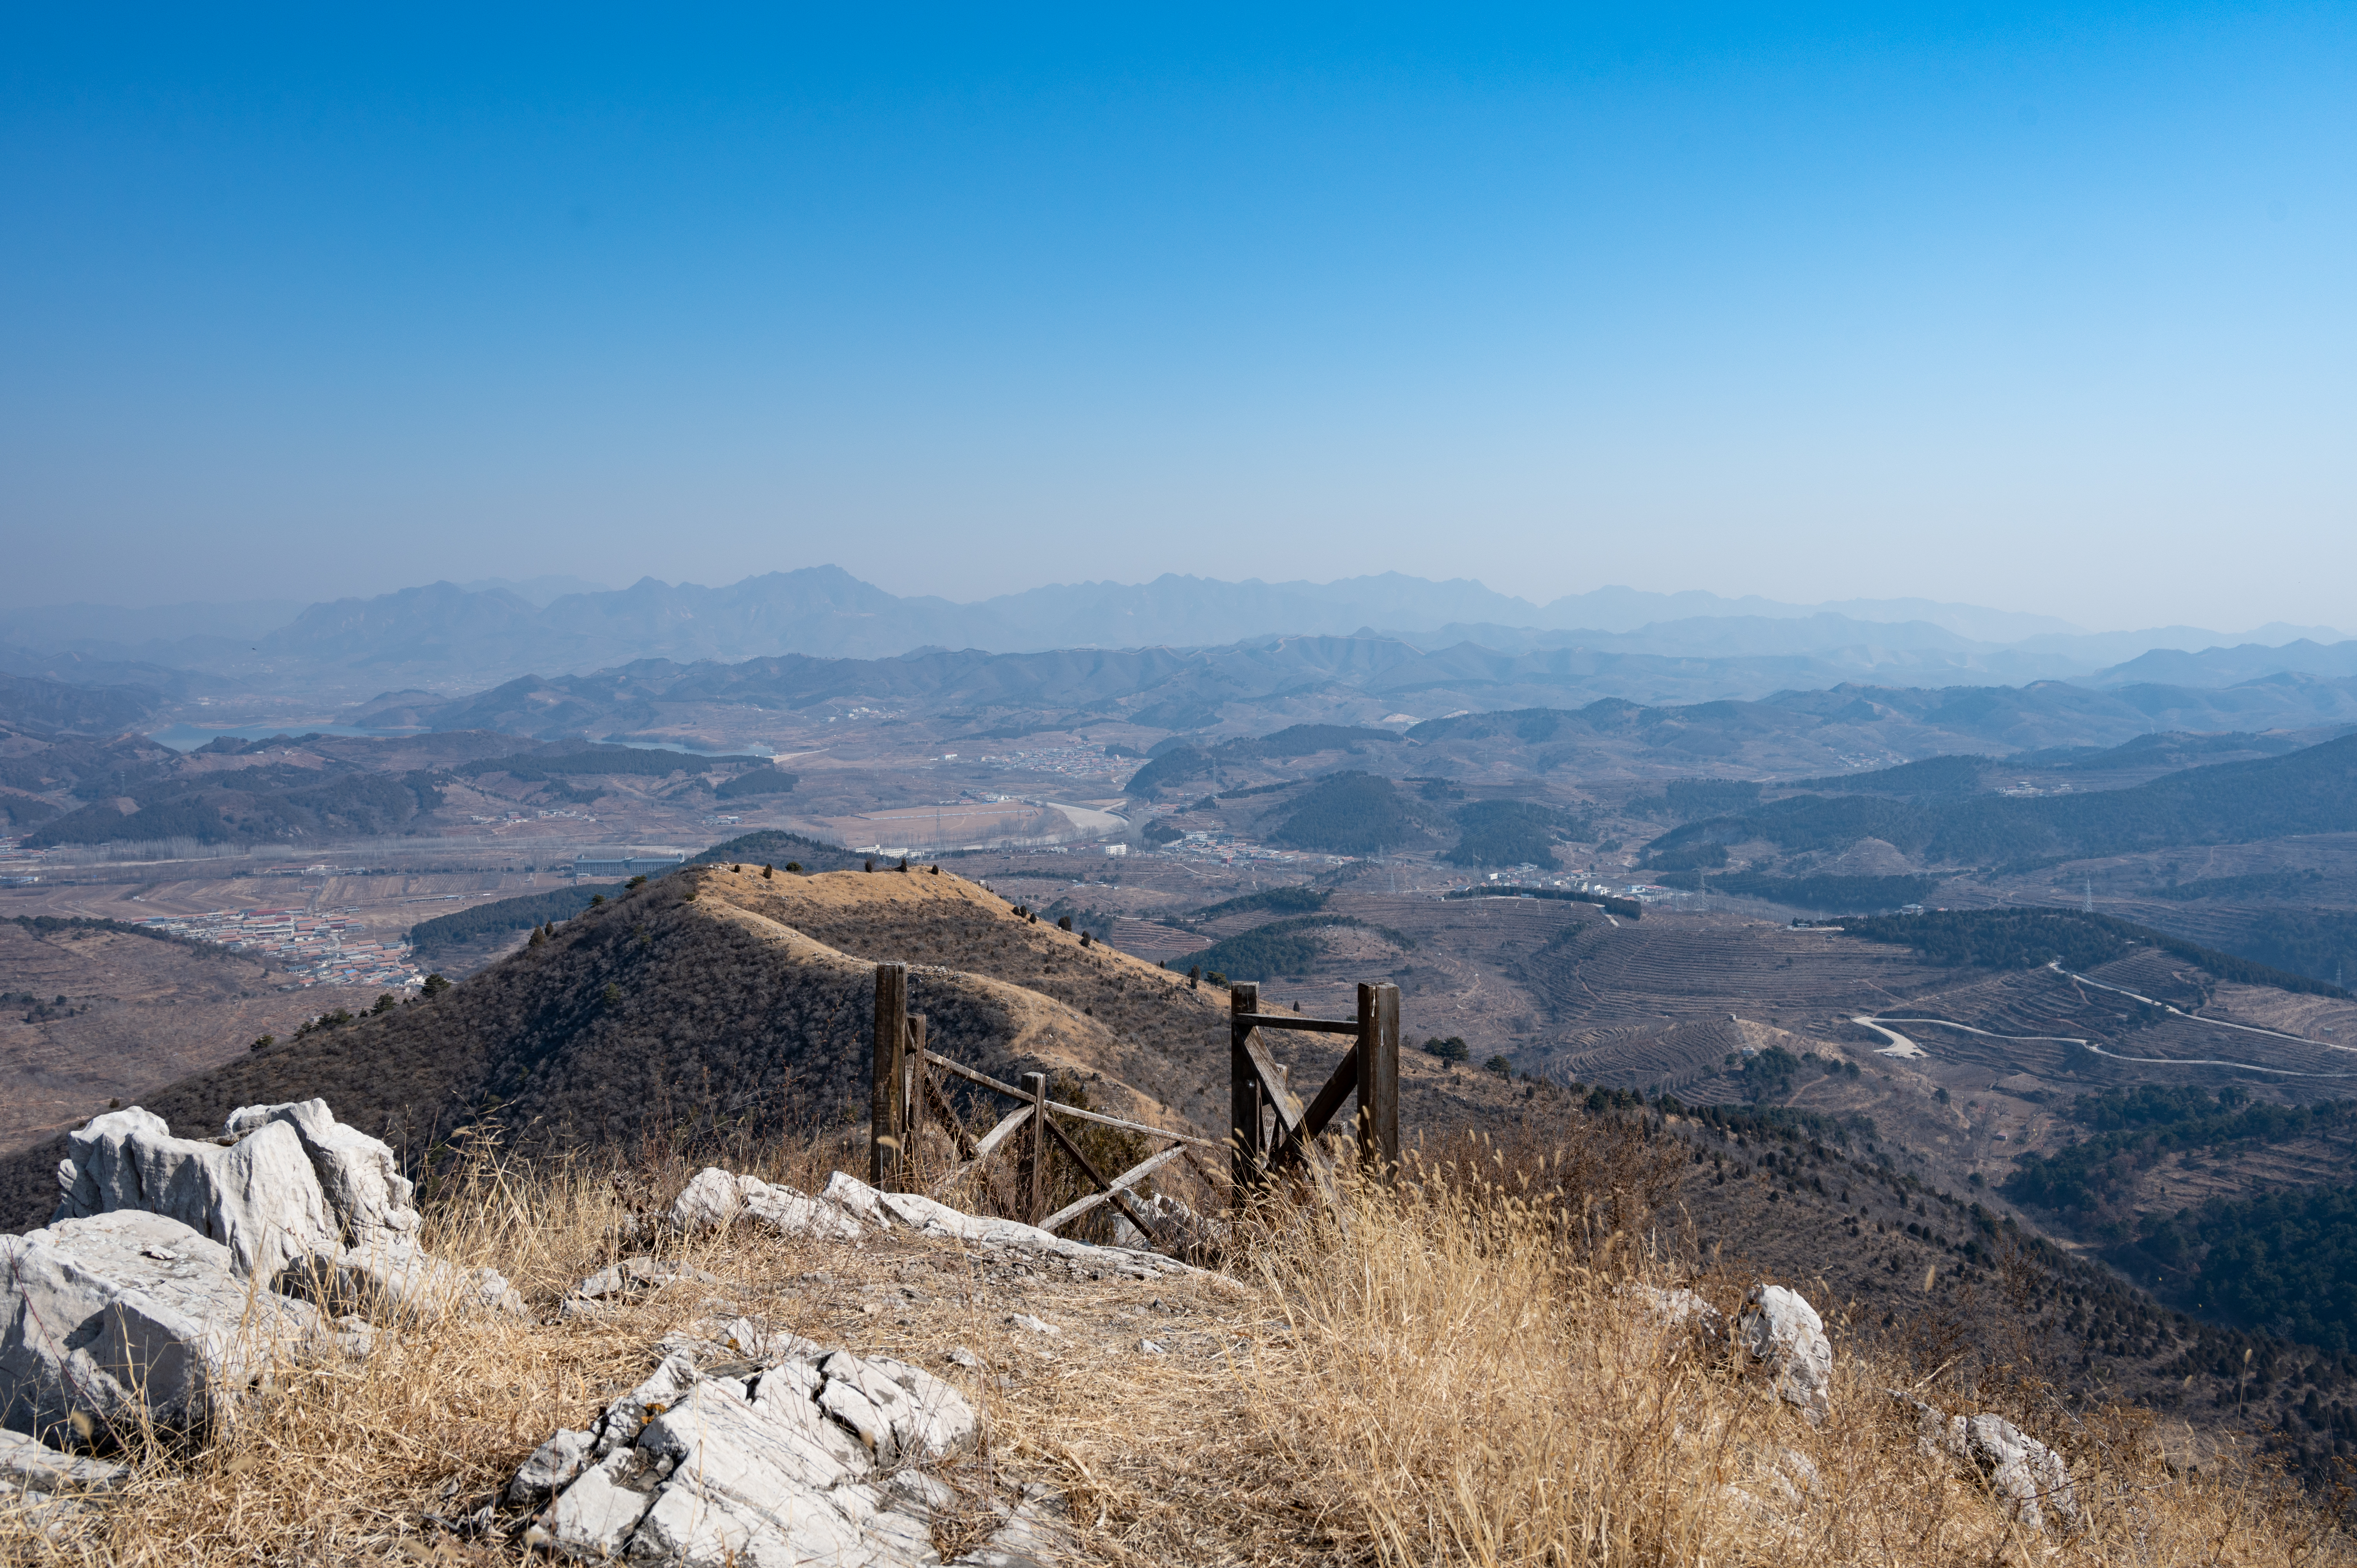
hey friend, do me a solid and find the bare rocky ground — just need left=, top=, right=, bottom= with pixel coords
left=0, top=922, right=387, bottom=1149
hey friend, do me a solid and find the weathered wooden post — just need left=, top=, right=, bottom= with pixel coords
left=1230, top=981, right=1262, bottom=1203
left=905, top=1013, right=928, bottom=1181
left=1021, top=1070, right=1050, bottom=1224
left=871, top=963, right=907, bottom=1190
left=1356, top=982, right=1400, bottom=1178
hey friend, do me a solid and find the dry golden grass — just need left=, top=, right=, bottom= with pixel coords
left=6, top=1119, right=2350, bottom=1567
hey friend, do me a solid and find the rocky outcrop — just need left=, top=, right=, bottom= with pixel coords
left=1899, top=1395, right=2081, bottom=1534
left=1627, top=1283, right=1727, bottom=1343
left=285, top=1235, right=526, bottom=1322
left=666, top=1167, right=1202, bottom=1282
left=667, top=1167, right=866, bottom=1241
left=223, top=1100, right=420, bottom=1247
left=53, top=1109, right=339, bottom=1283
left=46, top=1102, right=518, bottom=1325
left=823, top=1174, right=1197, bottom=1281
left=1739, top=1284, right=1832, bottom=1421
left=0, top=1211, right=321, bottom=1448
left=0, top=1425, right=130, bottom=1494
left=519, top=1331, right=1050, bottom=1566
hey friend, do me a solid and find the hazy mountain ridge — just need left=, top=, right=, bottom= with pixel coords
left=341, top=633, right=2357, bottom=761
left=4, top=569, right=2343, bottom=699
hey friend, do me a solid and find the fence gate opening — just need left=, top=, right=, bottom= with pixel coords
left=867, top=962, right=1224, bottom=1247
left=1228, top=980, right=1398, bottom=1201
left=868, top=964, right=1401, bottom=1247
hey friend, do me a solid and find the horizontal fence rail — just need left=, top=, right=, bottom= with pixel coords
left=869, top=960, right=1404, bottom=1246
left=869, top=962, right=1212, bottom=1250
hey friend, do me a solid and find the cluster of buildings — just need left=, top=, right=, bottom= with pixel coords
left=134, top=908, right=424, bottom=991
left=977, top=746, right=1135, bottom=781
left=1154, top=829, right=1309, bottom=867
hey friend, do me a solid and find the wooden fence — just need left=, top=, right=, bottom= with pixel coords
left=1228, top=980, right=1399, bottom=1194
left=867, top=964, right=1403, bottom=1249
left=868, top=962, right=1223, bottom=1245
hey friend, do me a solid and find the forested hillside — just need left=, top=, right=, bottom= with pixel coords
left=1647, top=732, right=2357, bottom=867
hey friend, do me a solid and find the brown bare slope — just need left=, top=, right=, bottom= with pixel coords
left=0, top=922, right=388, bottom=1150
left=0, top=867, right=1141, bottom=1231
left=0, top=863, right=1516, bottom=1232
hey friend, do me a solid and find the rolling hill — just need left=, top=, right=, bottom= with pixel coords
left=1646, top=731, right=2357, bottom=869
left=0, top=862, right=1521, bottom=1231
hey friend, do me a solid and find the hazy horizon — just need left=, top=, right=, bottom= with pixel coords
left=2, top=565, right=2345, bottom=650
left=6, top=9, right=2352, bottom=629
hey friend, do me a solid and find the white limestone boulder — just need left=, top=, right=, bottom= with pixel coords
left=538, top=1445, right=666, bottom=1559
left=0, top=1211, right=320, bottom=1448
left=1626, top=1284, right=1728, bottom=1345
left=223, top=1100, right=419, bottom=1247
left=53, top=1110, right=339, bottom=1283
left=824, top=1173, right=1196, bottom=1280
left=1739, top=1284, right=1832, bottom=1421
left=569, top=1255, right=720, bottom=1305
left=669, top=1167, right=864, bottom=1241
left=1900, top=1395, right=2080, bottom=1534
left=520, top=1333, right=998, bottom=1566
left=284, top=1234, right=525, bottom=1322
left=819, top=1352, right=977, bottom=1463
left=0, top=1425, right=131, bottom=1493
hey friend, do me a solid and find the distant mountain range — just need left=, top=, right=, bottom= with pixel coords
left=0, top=567, right=2346, bottom=706
left=327, top=632, right=2357, bottom=762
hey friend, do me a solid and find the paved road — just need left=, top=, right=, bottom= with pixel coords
left=1850, top=1016, right=1925, bottom=1058
left=2048, top=961, right=2353, bottom=1054
left=1862, top=1014, right=2357, bottom=1080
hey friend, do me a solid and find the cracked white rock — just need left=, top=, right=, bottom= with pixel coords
left=542, top=1446, right=664, bottom=1559
left=594, top=1353, right=704, bottom=1456
left=53, top=1110, right=337, bottom=1282
left=0, top=1211, right=319, bottom=1447
left=571, top=1255, right=721, bottom=1302
left=286, top=1234, right=524, bottom=1322
left=524, top=1324, right=1019, bottom=1566
left=0, top=1425, right=131, bottom=1494
left=1739, top=1285, right=1832, bottom=1421
left=671, top=1167, right=864, bottom=1241
left=827, top=1174, right=1195, bottom=1278
left=222, top=1099, right=419, bottom=1247
left=1627, top=1284, right=1726, bottom=1343
left=508, top=1428, right=594, bottom=1506
left=1901, top=1395, right=2081, bottom=1534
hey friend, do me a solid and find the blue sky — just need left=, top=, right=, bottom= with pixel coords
left=4, top=5, right=2350, bottom=629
